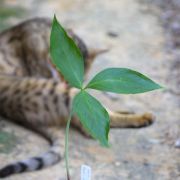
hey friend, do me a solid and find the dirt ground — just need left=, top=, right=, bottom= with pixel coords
left=0, top=0, right=179, bottom=179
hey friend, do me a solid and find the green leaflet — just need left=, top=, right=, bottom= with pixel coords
left=86, top=68, right=162, bottom=94
left=73, top=91, right=110, bottom=147
left=50, top=15, right=84, bottom=89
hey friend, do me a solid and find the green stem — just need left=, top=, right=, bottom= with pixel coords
left=65, top=111, right=73, bottom=180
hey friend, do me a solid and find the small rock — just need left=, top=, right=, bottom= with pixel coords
left=123, top=160, right=129, bottom=164
left=171, top=21, right=180, bottom=35
left=107, top=31, right=119, bottom=38
left=148, top=139, right=161, bottom=144
left=175, top=139, right=180, bottom=148
left=143, top=162, right=150, bottom=167
left=115, top=161, right=120, bottom=166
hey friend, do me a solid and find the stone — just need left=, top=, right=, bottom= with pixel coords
left=175, top=139, right=180, bottom=148
left=0, top=0, right=179, bottom=179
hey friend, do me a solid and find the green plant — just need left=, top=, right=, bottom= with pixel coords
left=50, top=15, right=162, bottom=179
left=0, top=3, right=26, bottom=31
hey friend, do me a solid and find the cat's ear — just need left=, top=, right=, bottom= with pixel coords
left=84, top=48, right=109, bottom=74
left=88, top=48, right=109, bottom=61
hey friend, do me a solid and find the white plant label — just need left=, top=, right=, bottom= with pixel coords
left=81, top=165, right=91, bottom=180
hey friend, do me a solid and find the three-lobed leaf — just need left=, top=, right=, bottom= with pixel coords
left=72, top=91, right=110, bottom=147
left=50, top=15, right=84, bottom=89
left=86, top=68, right=162, bottom=94
left=50, top=16, right=163, bottom=180
left=50, top=16, right=162, bottom=151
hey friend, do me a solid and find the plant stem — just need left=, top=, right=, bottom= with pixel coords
left=65, top=111, right=73, bottom=180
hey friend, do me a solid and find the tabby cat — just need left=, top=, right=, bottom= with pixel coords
left=0, top=18, right=153, bottom=178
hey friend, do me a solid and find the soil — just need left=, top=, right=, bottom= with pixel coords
left=0, top=0, right=179, bottom=179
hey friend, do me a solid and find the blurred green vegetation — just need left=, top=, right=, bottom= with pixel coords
left=0, top=1, right=26, bottom=31
left=0, top=131, right=17, bottom=154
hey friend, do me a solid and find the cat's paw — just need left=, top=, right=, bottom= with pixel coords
left=136, top=113, right=155, bottom=128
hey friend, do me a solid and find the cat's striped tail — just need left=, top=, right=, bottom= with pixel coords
left=0, top=127, right=63, bottom=178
